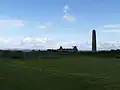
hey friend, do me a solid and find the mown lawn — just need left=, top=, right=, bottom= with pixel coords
left=0, top=56, right=120, bottom=90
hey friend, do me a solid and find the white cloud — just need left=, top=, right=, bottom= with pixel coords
left=63, top=5, right=76, bottom=22
left=0, top=20, right=24, bottom=29
left=63, top=14, right=76, bottom=22
left=22, top=37, right=53, bottom=45
left=36, top=22, right=53, bottom=29
left=103, top=24, right=120, bottom=29
left=97, top=24, right=120, bottom=33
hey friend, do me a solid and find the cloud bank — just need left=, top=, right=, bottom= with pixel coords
left=0, top=36, right=119, bottom=51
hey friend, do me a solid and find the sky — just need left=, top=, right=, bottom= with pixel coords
left=0, top=0, right=120, bottom=50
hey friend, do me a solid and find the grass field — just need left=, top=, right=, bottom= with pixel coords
left=0, top=56, right=120, bottom=90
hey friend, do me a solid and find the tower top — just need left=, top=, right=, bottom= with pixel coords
left=92, top=29, right=96, bottom=32
left=92, top=30, right=96, bottom=35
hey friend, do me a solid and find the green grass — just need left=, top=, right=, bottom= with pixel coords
left=1, top=56, right=120, bottom=90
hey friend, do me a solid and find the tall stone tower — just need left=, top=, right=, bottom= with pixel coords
left=92, top=30, right=97, bottom=52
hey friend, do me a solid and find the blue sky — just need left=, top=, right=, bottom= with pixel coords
left=0, top=0, right=120, bottom=50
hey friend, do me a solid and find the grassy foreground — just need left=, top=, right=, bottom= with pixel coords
left=0, top=56, right=120, bottom=90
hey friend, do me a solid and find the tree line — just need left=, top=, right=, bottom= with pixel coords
left=0, top=47, right=120, bottom=60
